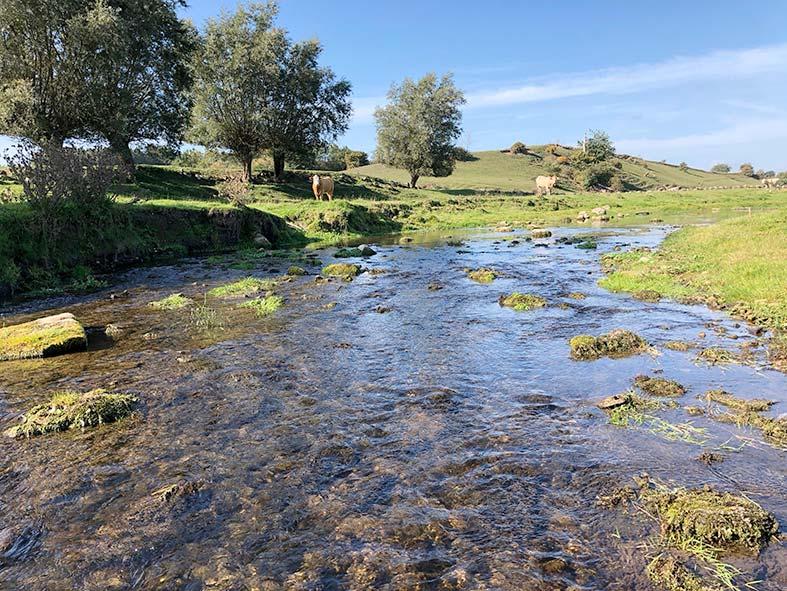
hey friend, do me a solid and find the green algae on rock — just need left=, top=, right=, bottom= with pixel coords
left=569, top=329, right=648, bottom=360
left=286, top=265, right=307, bottom=276
left=665, top=340, right=694, bottom=352
left=466, top=268, right=497, bottom=283
left=148, top=293, right=193, bottom=310
left=0, top=313, right=87, bottom=361
left=704, top=389, right=774, bottom=412
left=715, top=411, right=787, bottom=448
left=498, top=292, right=547, bottom=311
left=208, top=277, right=275, bottom=298
left=646, top=554, right=720, bottom=591
left=695, top=347, right=738, bottom=365
left=5, top=389, right=137, bottom=438
left=238, top=295, right=283, bottom=318
left=642, top=486, right=779, bottom=553
left=634, top=375, right=686, bottom=397
left=566, top=292, right=586, bottom=300
left=322, top=263, right=362, bottom=280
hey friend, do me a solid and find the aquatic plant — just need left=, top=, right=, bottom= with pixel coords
left=566, top=292, right=586, bottom=299
left=238, top=295, right=283, bottom=318
left=466, top=267, right=497, bottom=283
left=287, top=265, right=306, bottom=276
left=5, top=389, right=137, bottom=438
left=569, top=329, right=648, bottom=360
left=322, top=263, right=361, bottom=280
left=646, top=553, right=719, bottom=591
left=208, top=277, right=274, bottom=298
left=704, top=389, right=774, bottom=412
left=696, top=348, right=738, bottom=365
left=716, top=411, right=787, bottom=448
left=498, top=292, right=547, bottom=311
left=665, top=341, right=693, bottom=352
left=189, top=296, right=223, bottom=331
left=148, top=293, right=193, bottom=310
left=634, top=375, right=686, bottom=397
left=601, top=391, right=706, bottom=445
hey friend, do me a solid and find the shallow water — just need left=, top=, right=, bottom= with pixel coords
left=1, top=225, right=785, bottom=590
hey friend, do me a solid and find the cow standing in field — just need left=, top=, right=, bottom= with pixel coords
left=535, top=175, right=557, bottom=196
left=761, top=177, right=781, bottom=188
left=312, top=175, right=335, bottom=201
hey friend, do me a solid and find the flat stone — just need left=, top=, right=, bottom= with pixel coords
left=0, top=313, right=87, bottom=361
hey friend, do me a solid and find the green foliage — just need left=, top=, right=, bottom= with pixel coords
left=466, top=268, right=497, bottom=283
left=375, top=73, right=465, bottom=188
left=148, top=293, right=194, bottom=310
left=238, top=294, right=283, bottom=317
left=132, top=144, right=181, bottom=165
left=191, top=2, right=351, bottom=181
left=738, top=162, right=754, bottom=177
left=498, top=292, right=547, bottom=311
left=208, top=276, right=274, bottom=298
left=579, top=130, right=615, bottom=162
left=569, top=329, right=647, bottom=360
left=577, top=162, right=616, bottom=190
left=609, top=175, right=625, bottom=192
left=711, top=163, right=730, bottom=173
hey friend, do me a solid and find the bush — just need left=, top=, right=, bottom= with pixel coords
left=556, top=155, right=569, bottom=165
left=510, top=141, right=527, bottom=155
left=739, top=162, right=754, bottom=176
left=7, top=141, right=125, bottom=265
left=711, top=163, right=730, bottom=173
left=544, top=143, right=559, bottom=155
left=577, top=162, right=616, bottom=190
left=452, top=146, right=477, bottom=162
left=609, top=175, right=625, bottom=192
left=679, top=162, right=689, bottom=171
left=579, top=130, right=615, bottom=162
left=216, top=175, right=252, bottom=205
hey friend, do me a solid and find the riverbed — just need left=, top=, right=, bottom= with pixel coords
left=1, top=224, right=785, bottom=590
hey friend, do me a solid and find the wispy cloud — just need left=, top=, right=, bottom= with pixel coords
left=465, top=43, right=787, bottom=108
left=616, top=119, right=787, bottom=153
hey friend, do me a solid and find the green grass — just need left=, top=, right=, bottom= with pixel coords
left=238, top=295, right=283, bottom=317
left=207, top=277, right=275, bottom=298
left=148, top=293, right=194, bottom=310
left=599, top=210, right=787, bottom=330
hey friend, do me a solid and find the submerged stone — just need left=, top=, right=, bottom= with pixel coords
left=322, top=263, right=361, bottom=280
left=569, top=329, right=648, bottom=360
left=634, top=375, right=686, bottom=397
left=5, top=389, right=137, bottom=438
left=465, top=268, right=497, bottom=283
left=498, top=292, right=547, bottom=311
left=704, top=389, right=774, bottom=412
left=0, top=313, right=87, bottom=361
left=642, top=485, right=779, bottom=552
left=665, top=341, right=693, bottom=352
left=531, top=229, right=552, bottom=239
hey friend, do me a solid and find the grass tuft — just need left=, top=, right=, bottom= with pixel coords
left=208, top=277, right=274, bottom=298
left=148, top=293, right=193, bottom=310
left=238, top=295, right=283, bottom=318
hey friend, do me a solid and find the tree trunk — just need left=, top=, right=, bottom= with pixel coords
left=110, top=138, right=135, bottom=176
left=273, top=151, right=285, bottom=182
left=241, top=155, right=253, bottom=183
left=409, top=173, right=419, bottom=189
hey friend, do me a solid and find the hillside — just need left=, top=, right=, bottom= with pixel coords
left=348, top=145, right=760, bottom=192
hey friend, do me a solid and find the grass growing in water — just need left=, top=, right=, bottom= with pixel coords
left=466, top=267, right=497, bottom=283
left=603, top=391, right=708, bottom=445
left=148, top=293, right=193, bottom=310
left=190, top=296, right=223, bottom=331
left=498, top=292, right=546, bottom=311
left=569, top=329, right=648, bottom=360
left=208, top=277, right=274, bottom=298
left=634, top=375, right=687, bottom=397
left=238, top=295, right=283, bottom=317
left=5, top=389, right=137, bottom=438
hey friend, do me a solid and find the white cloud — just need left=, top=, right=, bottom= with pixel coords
left=351, top=96, right=383, bottom=125
left=465, top=43, right=787, bottom=108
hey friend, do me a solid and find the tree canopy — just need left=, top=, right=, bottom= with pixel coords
left=191, top=1, right=351, bottom=181
left=374, top=73, right=465, bottom=188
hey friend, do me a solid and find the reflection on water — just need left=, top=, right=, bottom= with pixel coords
left=1, top=225, right=785, bottom=590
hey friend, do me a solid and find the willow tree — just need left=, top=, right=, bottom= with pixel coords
left=191, top=1, right=351, bottom=182
left=374, top=73, right=465, bottom=188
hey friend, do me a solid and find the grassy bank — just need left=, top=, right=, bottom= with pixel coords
left=600, top=211, right=787, bottom=330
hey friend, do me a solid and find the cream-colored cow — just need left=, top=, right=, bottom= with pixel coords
left=312, top=175, right=334, bottom=201
left=535, top=175, right=557, bottom=196
left=761, top=177, right=781, bottom=188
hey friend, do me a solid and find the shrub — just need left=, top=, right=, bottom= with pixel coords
left=711, top=163, right=730, bottom=173
left=577, top=162, right=616, bottom=190
left=578, top=130, right=615, bottom=162
left=739, top=162, right=754, bottom=176
left=544, top=143, right=559, bottom=155
left=679, top=162, right=689, bottom=171
left=556, top=155, right=569, bottom=165
left=216, top=175, right=252, bottom=205
left=510, top=141, right=527, bottom=155
left=452, top=146, right=477, bottom=162
left=609, top=175, right=625, bottom=192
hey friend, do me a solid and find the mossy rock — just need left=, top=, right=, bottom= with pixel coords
left=148, top=293, right=193, bottom=310
left=647, top=554, right=720, bottom=591
left=695, top=347, right=738, bottom=365
left=287, top=265, right=307, bottom=276
left=665, top=341, right=693, bottom=352
left=5, top=389, right=137, bottom=438
left=634, top=375, right=686, bottom=397
left=531, top=229, right=552, bottom=238
left=466, top=268, right=497, bottom=283
left=704, top=389, right=774, bottom=412
left=334, top=247, right=363, bottom=258
left=499, top=292, right=547, bottom=311
left=575, top=240, right=597, bottom=250
left=322, top=263, right=361, bottom=280
left=569, top=329, right=648, bottom=360
left=633, top=289, right=662, bottom=303
left=0, top=313, right=87, bottom=361
left=642, top=486, right=779, bottom=552
left=567, top=292, right=586, bottom=300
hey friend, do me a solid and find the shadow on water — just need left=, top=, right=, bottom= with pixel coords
left=0, top=224, right=785, bottom=590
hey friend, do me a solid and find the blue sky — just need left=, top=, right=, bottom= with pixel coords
left=4, top=0, right=787, bottom=170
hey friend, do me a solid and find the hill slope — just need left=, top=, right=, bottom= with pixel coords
left=349, top=146, right=760, bottom=192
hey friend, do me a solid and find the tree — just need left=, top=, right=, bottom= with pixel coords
left=82, top=0, right=196, bottom=168
left=739, top=162, right=754, bottom=177
left=375, top=73, right=465, bottom=188
left=510, top=141, right=527, bottom=154
left=0, top=0, right=113, bottom=144
left=191, top=2, right=351, bottom=182
left=580, top=130, right=615, bottom=162
left=679, top=162, right=689, bottom=171
left=711, top=163, right=731, bottom=173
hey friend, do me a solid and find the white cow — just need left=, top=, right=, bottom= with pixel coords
left=761, top=177, right=781, bottom=188
left=535, top=175, right=557, bottom=196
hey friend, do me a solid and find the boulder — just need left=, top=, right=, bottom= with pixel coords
left=0, top=313, right=87, bottom=361
left=253, top=234, right=272, bottom=249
